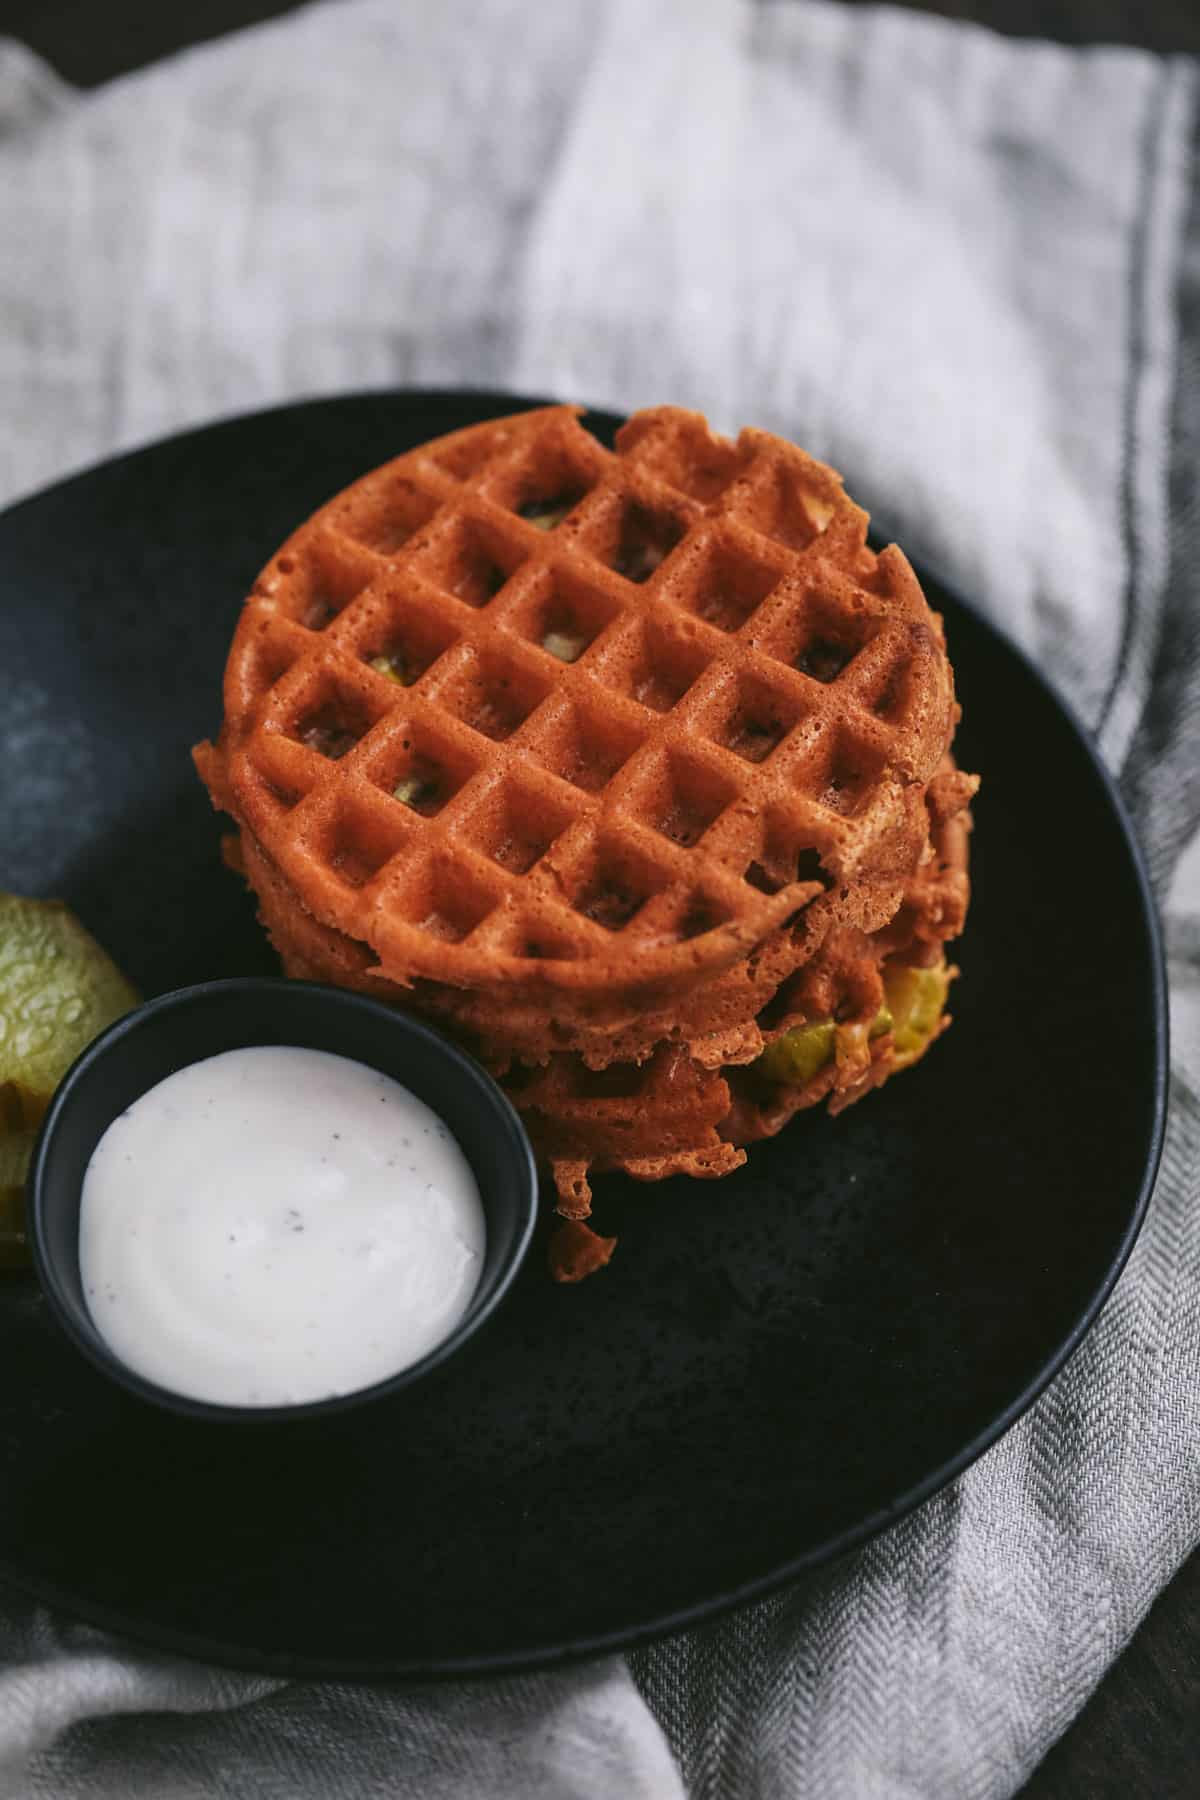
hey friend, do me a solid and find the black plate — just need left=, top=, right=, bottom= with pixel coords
left=0, top=391, right=1167, bottom=1676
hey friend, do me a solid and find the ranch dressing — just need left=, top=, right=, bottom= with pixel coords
left=79, top=1046, right=486, bottom=1407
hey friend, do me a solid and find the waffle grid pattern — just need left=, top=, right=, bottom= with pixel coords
left=218, top=407, right=954, bottom=994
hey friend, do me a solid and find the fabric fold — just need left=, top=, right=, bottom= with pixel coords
left=0, top=4, right=1197, bottom=1796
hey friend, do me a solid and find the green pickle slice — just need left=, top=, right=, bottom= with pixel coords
left=755, top=960, right=949, bottom=1089
left=755, top=1020, right=837, bottom=1087
left=883, top=961, right=950, bottom=1067
left=0, top=895, right=138, bottom=1268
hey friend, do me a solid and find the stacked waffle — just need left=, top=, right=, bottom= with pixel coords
left=195, top=406, right=977, bottom=1277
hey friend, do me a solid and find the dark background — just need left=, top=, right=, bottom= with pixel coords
left=5, top=0, right=1200, bottom=79
left=4, top=1, right=1198, bottom=1795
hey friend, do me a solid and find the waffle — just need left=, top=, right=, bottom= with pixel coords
left=195, top=404, right=976, bottom=1255
left=196, top=405, right=957, bottom=1025
left=235, top=819, right=915, bottom=1070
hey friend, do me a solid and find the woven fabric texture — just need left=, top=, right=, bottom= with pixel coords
left=0, top=4, right=1196, bottom=1794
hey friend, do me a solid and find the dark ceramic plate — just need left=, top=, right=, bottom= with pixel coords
left=0, top=391, right=1166, bottom=1677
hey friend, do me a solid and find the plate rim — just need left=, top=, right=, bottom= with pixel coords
left=0, top=387, right=1170, bottom=1678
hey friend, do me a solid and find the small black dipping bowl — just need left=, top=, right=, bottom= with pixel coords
left=28, top=978, right=538, bottom=1422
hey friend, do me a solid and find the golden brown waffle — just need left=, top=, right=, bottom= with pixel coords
left=235, top=819, right=914, bottom=1069
left=197, top=404, right=978, bottom=1259
left=197, top=406, right=958, bottom=1018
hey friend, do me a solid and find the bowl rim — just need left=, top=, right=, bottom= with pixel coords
left=27, top=976, right=540, bottom=1424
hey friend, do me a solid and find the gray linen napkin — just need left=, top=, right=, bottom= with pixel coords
left=1, top=2, right=1198, bottom=1794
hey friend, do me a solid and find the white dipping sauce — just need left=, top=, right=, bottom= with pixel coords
left=79, top=1046, right=486, bottom=1407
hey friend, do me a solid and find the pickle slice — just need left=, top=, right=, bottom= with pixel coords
left=869, top=1006, right=894, bottom=1040
left=0, top=895, right=139, bottom=1133
left=756, top=1019, right=837, bottom=1087
left=753, top=958, right=949, bottom=1092
left=882, top=960, right=950, bottom=1068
